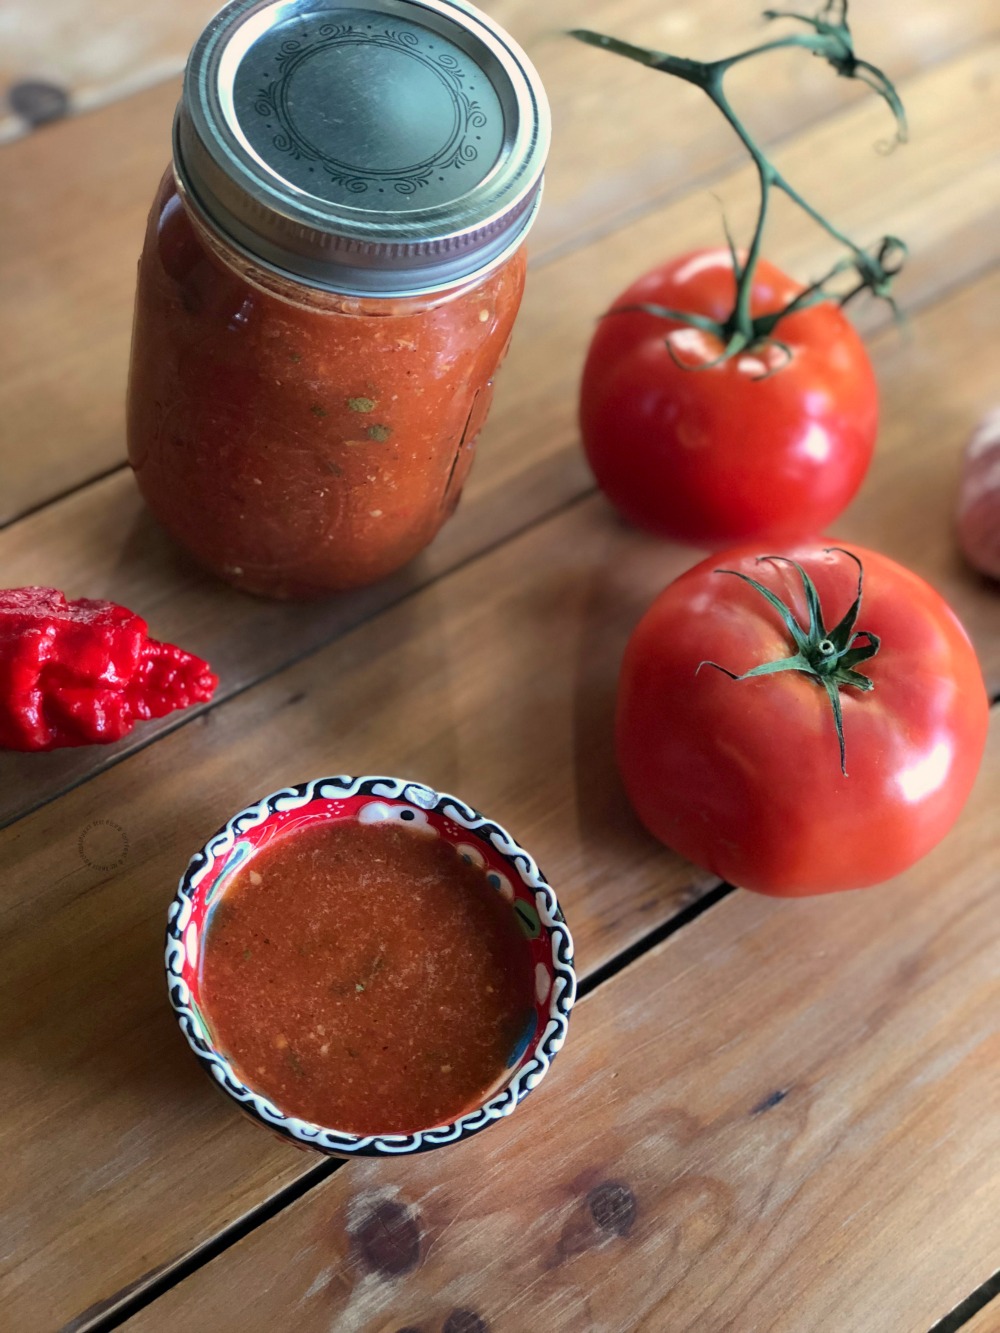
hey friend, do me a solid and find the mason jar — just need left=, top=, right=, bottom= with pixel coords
left=126, top=0, right=549, bottom=599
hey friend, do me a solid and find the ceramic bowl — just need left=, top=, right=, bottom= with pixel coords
left=165, top=775, right=576, bottom=1156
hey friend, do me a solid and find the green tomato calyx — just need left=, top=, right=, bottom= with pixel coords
left=697, top=547, right=880, bottom=776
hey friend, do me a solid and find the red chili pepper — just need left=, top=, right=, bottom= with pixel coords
left=0, top=587, right=218, bottom=751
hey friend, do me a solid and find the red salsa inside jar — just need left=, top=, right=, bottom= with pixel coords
left=199, top=818, right=536, bottom=1133
left=128, top=180, right=526, bottom=598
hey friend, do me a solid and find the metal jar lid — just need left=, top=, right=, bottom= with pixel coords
left=174, top=0, right=550, bottom=296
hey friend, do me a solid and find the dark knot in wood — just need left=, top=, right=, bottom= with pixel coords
left=8, top=80, right=70, bottom=128
left=751, top=1088, right=789, bottom=1115
left=354, top=1199, right=422, bottom=1277
left=587, top=1180, right=638, bottom=1237
left=442, top=1310, right=490, bottom=1333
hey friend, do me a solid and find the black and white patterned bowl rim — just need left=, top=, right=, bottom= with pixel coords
left=165, top=775, right=576, bottom=1156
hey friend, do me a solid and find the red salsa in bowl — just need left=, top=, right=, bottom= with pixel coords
left=166, top=778, right=575, bottom=1155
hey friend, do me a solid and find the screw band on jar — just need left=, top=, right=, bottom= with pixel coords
left=174, top=0, right=550, bottom=296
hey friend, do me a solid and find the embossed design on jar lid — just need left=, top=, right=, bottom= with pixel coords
left=175, top=0, right=549, bottom=296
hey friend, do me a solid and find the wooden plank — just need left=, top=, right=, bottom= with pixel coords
left=3, top=323, right=999, bottom=1323
left=0, top=78, right=178, bottom=524
left=0, top=2, right=211, bottom=139
left=476, top=0, right=1000, bottom=269
left=119, top=715, right=1000, bottom=1333
left=0, top=492, right=720, bottom=1332
left=836, top=274, right=1000, bottom=689
left=1, top=11, right=996, bottom=522
left=2, top=0, right=990, bottom=149
left=2, top=255, right=998, bottom=833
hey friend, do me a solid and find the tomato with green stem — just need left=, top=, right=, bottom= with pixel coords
left=571, top=4, right=907, bottom=548
left=580, top=248, right=880, bottom=546
left=616, top=544, right=988, bottom=896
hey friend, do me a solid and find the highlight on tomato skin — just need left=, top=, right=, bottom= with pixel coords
left=614, top=542, right=989, bottom=897
left=579, top=250, right=879, bottom=551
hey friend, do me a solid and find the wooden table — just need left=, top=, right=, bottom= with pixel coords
left=2, top=2, right=998, bottom=1329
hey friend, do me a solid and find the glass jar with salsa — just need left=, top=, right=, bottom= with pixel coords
left=127, top=0, right=549, bottom=599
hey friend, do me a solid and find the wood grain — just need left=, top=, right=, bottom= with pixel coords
left=4, top=374, right=999, bottom=1325
left=0, top=78, right=177, bottom=523
left=118, top=715, right=1000, bottom=1333
left=836, top=270, right=1000, bottom=685
left=2, top=258, right=997, bottom=833
left=2, top=11, right=998, bottom=1329
left=1, top=0, right=990, bottom=161
left=1, top=10, right=996, bottom=521
left=0, top=1, right=211, bottom=140
left=0, top=490, right=721, bottom=1331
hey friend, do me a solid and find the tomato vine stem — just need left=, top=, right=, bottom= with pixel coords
left=570, top=0, right=908, bottom=364
left=697, top=548, right=880, bottom=775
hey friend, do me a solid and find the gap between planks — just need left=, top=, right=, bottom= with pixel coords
left=3, top=23, right=997, bottom=527
left=3, top=247, right=992, bottom=544
left=931, top=1270, right=1000, bottom=1333
left=74, top=682, right=1000, bottom=1331
left=84, top=719, right=1000, bottom=1333
left=3, top=250, right=998, bottom=838
left=0, top=458, right=727, bottom=1327
left=77, top=882, right=738, bottom=1333
left=1, top=12, right=997, bottom=1333
left=3, top=257, right=997, bottom=1311
left=1, top=466, right=997, bottom=1322
left=0, top=486, right=591, bottom=835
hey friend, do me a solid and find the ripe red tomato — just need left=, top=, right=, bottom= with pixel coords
left=580, top=249, right=879, bottom=548
left=616, top=543, right=988, bottom=896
